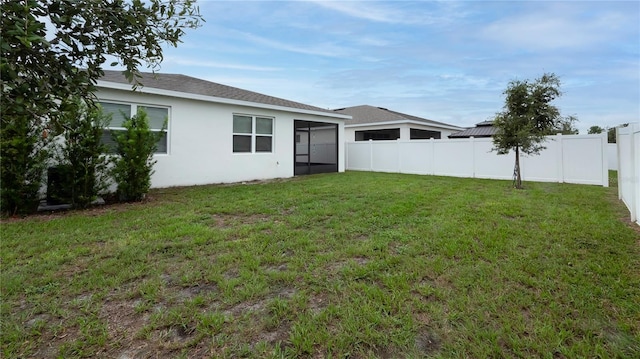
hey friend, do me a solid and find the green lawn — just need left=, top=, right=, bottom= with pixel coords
left=1, top=171, right=639, bottom=358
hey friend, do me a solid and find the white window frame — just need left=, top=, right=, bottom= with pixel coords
left=99, top=100, right=170, bottom=155
left=232, top=113, right=274, bottom=154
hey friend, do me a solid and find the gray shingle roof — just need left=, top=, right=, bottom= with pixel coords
left=333, top=105, right=461, bottom=129
left=448, top=121, right=497, bottom=138
left=99, top=70, right=337, bottom=114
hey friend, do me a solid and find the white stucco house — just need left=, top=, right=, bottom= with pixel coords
left=97, top=70, right=350, bottom=188
left=334, top=105, right=463, bottom=141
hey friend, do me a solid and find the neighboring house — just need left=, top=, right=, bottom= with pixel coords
left=334, top=105, right=464, bottom=141
left=97, top=70, right=351, bottom=188
left=448, top=120, right=497, bottom=138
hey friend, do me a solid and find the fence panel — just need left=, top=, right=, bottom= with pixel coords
left=617, top=124, right=639, bottom=224
left=345, top=142, right=371, bottom=171
left=346, top=134, right=608, bottom=187
left=472, top=139, right=513, bottom=179
left=399, top=141, right=432, bottom=174
left=432, top=139, right=474, bottom=177
left=561, top=135, right=608, bottom=185
left=371, top=141, right=400, bottom=172
left=519, top=136, right=563, bottom=183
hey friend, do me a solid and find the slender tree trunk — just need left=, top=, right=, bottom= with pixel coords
left=515, top=145, right=522, bottom=189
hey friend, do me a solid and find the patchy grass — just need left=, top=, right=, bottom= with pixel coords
left=2, top=171, right=639, bottom=358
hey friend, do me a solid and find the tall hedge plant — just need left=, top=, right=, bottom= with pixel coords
left=111, top=108, right=164, bottom=202
left=52, top=100, right=111, bottom=208
left=0, top=114, right=50, bottom=215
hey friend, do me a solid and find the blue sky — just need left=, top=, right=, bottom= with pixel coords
left=152, top=0, right=639, bottom=132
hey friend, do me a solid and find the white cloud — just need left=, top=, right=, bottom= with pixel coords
left=232, top=29, right=353, bottom=58
left=480, top=7, right=634, bottom=51
left=306, top=0, right=457, bottom=26
left=132, top=1, right=638, bottom=132
left=307, top=0, right=409, bottom=24
left=164, top=57, right=282, bottom=72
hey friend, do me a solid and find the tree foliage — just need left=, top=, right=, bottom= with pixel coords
left=607, top=123, right=629, bottom=143
left=608, top=127, right=616, bottom=143
left=554, top=115, right=579, bottom=135
left=492, top=73, right=567, bottom=189
left=111, top=109, right=164, bottom=202
left=588, top=126, right=605, bottom=134
left=0, top=0, right=202, bottom=214
left=1, top=0, right=203, bottom=122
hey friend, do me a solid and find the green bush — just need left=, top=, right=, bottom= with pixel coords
left=111, top=108, right=164, bottom=202
left=0, top=115, right=49, bottom=216
left=52, top=101, right=111, bottom=208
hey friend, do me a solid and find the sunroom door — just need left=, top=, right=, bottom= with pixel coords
left=294, top=120, right=338, bottom=175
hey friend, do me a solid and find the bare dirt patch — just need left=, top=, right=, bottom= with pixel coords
left=326, top=257, right=370, bottom=273
left=177, top=283, right=218, bottom=300
left=308, top=292, right=329, bottom=314
left=1, top=196, right=159, bottom=224
left=29, top=318, right=81, bottom=358
left=100, top=298, right=150, bottom=345
left=354, top=234, right=370, bottom=241
left=619, top=216, right=640, bottom=237
left=208, top=213, right=273, bottom=228
left=272, top=287, right=296, bottom=299
left=414, top=330, right=441, bottom=355
left=414, top=312, right=432, bottom=326
left=265, top=264, right=288, bottom=273
left=253, top=323, right=290, bottom=348
left=223, top=268, right=239, bottom=280
left=223, top=298, right=270, bottom=317
left=223, top=287, right=296, bottom=318
left=153, top=325, right=198, bottom=348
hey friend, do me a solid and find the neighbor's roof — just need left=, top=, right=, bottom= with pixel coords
left=333, top=105, right=462, bottom=130
left=98, top=70, right=344, bottom=117
left=475, top=120, right=494, bottom=127
left=448, top=121, right=498, bottom=138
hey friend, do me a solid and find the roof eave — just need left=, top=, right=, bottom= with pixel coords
left=97, top=80, right=352, bottom=120
left=448, top=134, right=495, bottom=138
left=345, top=119, right=463, bottom=131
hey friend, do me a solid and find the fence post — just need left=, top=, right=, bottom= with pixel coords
left=470, top=136, right=476, bottom=178
left=345, top=141, right=349, bottom=170
left=430, top=137, right=435, bottom=175
left=601, top=132, right=608, bottom=187
left=556, top=133, right=564, bottom=183
left=397, top=139, right=402, bottom=173
left=628, top=124, right=637, bottom=223
left=617, top=127, right=623, bottom=200
left=369, top=139, right=373, bottom=171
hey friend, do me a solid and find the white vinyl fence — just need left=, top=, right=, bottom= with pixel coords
left=616, top=123, right=640, bottom=225
left=346, top=134, right=609, bottom=187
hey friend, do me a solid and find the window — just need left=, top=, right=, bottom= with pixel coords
left=233, top=114, right=273, bottom=153
left=355, top=128, right=400, bottom=141
left=99, top=102, right=169, bottom=154
left=410, top=128, right=441, bottom=140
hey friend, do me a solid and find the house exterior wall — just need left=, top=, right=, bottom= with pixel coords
left=97, top=87, right=345, bottom=188
left=345, top=123, right=457, bottom=141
